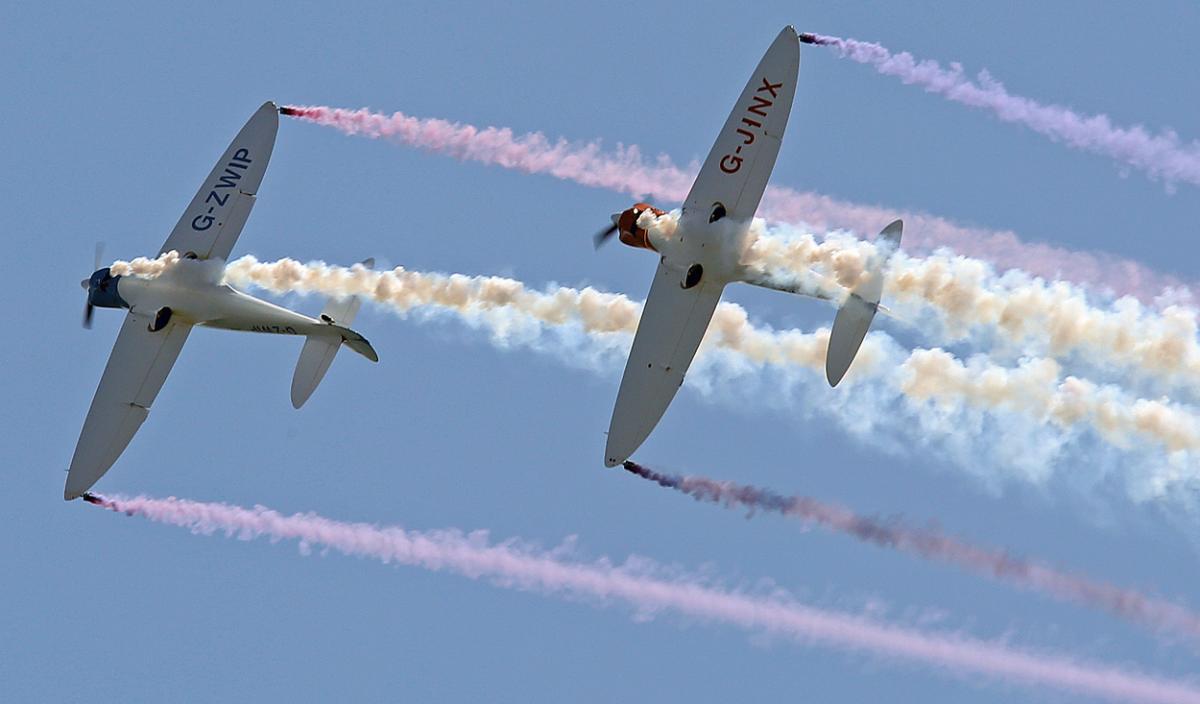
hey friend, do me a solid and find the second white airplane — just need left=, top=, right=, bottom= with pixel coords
left=597, top=26, right=902, bottom=467
left=67, top=101, right=378, bottom=500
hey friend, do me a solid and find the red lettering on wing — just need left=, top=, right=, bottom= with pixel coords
left=748, top=94, right=773, bottom=118
left=718, top=76, right=785, bottom=177
left=758, top=78, right=783, bottom=97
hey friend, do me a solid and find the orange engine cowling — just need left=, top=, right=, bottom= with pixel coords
left=617, top=203, right=666, bottom=252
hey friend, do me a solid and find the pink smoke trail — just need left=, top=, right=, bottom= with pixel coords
left=623, top=461, right=1200, bottom=643
left=805, top=34, right=1200, bottom=191
left=280, top=105, right=1182, bottom=299
left=85, top=492, right=1200, bottom=704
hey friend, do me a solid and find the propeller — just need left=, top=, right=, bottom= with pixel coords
left=593, top=223, right=619, bottom=250
left=592, top=212, right=624, bottom=250
left=82, top=242, right=105, bottom=329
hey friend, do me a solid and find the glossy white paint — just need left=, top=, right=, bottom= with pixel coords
left=66, top=104, right=376, bottom=500
left=826, top=219, right=903, bottom=386
left=65, top=314, right=191, bottom=500
left=292, top=259, right=373, bottom=409
left=158, top=101, right=279, bottom=261
left=604, top=26, right=800, bottom=467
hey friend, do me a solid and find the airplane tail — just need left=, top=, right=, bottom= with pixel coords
left=825, top=220, right=902, bottom=387
left=290, top=259, right=379, bottom=408
left=331, top=325, right=380, bottom=363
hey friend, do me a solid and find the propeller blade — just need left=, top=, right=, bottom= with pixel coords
left=593, top=223, right=619, bottom=250
left=82, top=241, right=106, bottom=329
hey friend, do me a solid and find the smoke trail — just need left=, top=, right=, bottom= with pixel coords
left=806, top=34, right=1200, bottom=191
left=622, top=460, right=1200, bottom=641
left=117, top=217, right=1200, bottom=406
left=280, top=104, right=1183, bottom=299
left=688, top=215, right=1200, bottom=400
left=82, top=493, right=1200, bottom=704
left=213, top=256, right=1200, bottom=458
left=109, top=253, right=1200, bottom=501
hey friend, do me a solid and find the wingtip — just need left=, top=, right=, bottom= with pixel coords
left=260, top=101, right=281, bottom=121
left=603, top=441, right=623, bottom=468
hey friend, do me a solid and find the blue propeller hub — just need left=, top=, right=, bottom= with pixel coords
left=86, top=268, right=128, bottom=310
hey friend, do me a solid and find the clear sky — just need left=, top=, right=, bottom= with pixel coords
left=3, top=1, right=1199, bottom=701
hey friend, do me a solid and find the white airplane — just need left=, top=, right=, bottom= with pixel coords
left=595, top=26, right=902, bottom=467
left=66, top=101, right=379, bottom=500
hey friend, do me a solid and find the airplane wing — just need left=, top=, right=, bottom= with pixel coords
left=157, top=101, right=279, bottom=262
left=604, top=261, right=725, bottom=466
left=65, top=313, right=192, bottom=499
left=681, top=26, right=799, bottom=225
left=603, top=27, right=798, bottom=466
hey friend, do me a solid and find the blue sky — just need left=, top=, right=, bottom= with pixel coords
left=3, top=1, right=1199, bottom=701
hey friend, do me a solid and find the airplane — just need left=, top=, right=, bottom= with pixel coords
left=594, top=26, right=902, bottom=467
left=66, top=101, right=379, bottom=500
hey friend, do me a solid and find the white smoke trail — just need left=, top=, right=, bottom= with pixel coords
left=280, top=105, right=1185, bottom=300
left=277, top=105, right=1200, bottom=400
left=84, top=493, right=1200, bottom=704
left=211, top=257, right=1200, bottom=456
left=108, top=254, right=1194, bottom=504
left=697, top=216, right=1200, bottom=401
left=115, top=220, right=1200, bottom=405
left=807, top=34, right=1200, bottom=191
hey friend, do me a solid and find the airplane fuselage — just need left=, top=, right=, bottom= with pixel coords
left=110, top=267, right=336, bottom=337
left=643, top=210, right=756, bottom=288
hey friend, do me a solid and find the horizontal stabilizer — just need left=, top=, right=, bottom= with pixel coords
left=826, top=219, right=902, bottom=387
left=290, top=258, right=377, bottom=408
left=739, top=269, right=835, bottom=301
left=335, top=326, right=379, bottom=363
left=291, top=336, right=341, bottom=408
